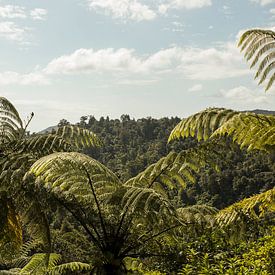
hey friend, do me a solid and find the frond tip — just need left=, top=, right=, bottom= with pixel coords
left=238, top=29, right=275, bottom=91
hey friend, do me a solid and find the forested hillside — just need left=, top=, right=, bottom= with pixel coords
left=58, top=113, right=275, bottom=210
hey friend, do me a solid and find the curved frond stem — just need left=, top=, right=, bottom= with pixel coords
left=83, top=166, right=108, bottom=244
left=52, top=194, right=103, bottom=251
left=147, top=163, right=172, bottom=189
left=120, top=223, right=181, bottom=258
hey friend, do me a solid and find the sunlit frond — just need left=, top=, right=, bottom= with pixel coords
left=20, top=253, right=61, bottom=274
left=238, top=29, right=275, bottom=91
left=216, top=188, right=275, bottom=227
left=0, top=97, right=23, bottom=144
left=26, top=152, right=119, bottom=195
left=49, top=261, right=92, bottom=274
left=55, top=125, right=102, bottom=149
left=168, top=108, right=238, bottom=142
left=126, top=141, right=225, bottom=197
left=212, top=112, right=275, bottom=152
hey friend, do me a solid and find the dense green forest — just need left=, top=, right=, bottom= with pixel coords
left=63, top=113, right=274, bottom=210
left=0, top=29, right=274, bottom=274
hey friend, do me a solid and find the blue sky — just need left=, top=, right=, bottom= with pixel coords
left=0, top=0, right=274, bottom=132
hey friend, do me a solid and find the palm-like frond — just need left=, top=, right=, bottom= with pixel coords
left=20, top=253, right=61, bottom=274
left=238, top=29, right=275, bottom=91
left=0, top=97, right=102, bottom=259
left=0, top=97, right=23, bottom=144
left=216, top=188, right=275, bottom=227
left=54, top=125, right=102, bottom=149
left=212, top=112, right=275, bottom=152
left=126, top=141, right=225, bottom=202
left=25, top=152, right=120, bottom=207
left=168, top=108, right=238, bottom=142
left=49, top=261, right=92, bottom=274
left=169, top=108, right=275, bottom=153
left=177, top=205, right=217, bottom=225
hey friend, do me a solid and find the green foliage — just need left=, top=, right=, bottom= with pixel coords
left=238, top=29, right=275, bottom=91
left=169, top=107, right=275, bottom=153
left=1, top=90, right=274, bottom=274
left=212, top=112, right=275, bottom=152
left=178, top=228, right=275, bottom=274
left=0, top=97, right=101, bottom=270
left=168, top=108, right=238, bottom=142
left=216, top=188, right=275, bottom=226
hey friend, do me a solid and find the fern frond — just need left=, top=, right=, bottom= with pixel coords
left=55, top=125, right=102, bottom=149
left=212, top=112, right=275, bottom=152
left=168, top=108, right=238, bottom=142
left=216, top=188, right=275, bottom=227
left=127, top=141, right=225, bottom=197
left=48, top=262, right=92, bottom=274
left=20, top=253, right=61, bottom=274
left=25, top=152, right=120, bottom=202
left=0, top=97, right=23, bottom=144
left=238, top=29, right=275, bottom=91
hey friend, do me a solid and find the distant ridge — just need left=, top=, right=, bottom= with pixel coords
left=38, top=109, right=275, bottom=133
left=38, top=125, right=58, bottom=134
left=249, top=109, right=275, bottom=115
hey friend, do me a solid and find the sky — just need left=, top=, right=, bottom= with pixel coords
left=0, top=0, right=275, bottom=132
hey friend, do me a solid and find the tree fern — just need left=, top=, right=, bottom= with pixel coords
left=169, top=107, right=275, bottom=153
left=168, top=108, right=238, bottom=142
left=212, top=112, right=275, bottom=152
left=238, top=29, right=275, bottom=91
left=0, top=97, right=101, bottom=267
left=216, top=188, right=274, bottom=227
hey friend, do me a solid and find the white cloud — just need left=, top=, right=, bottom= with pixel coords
left=220, top=86, right=268, bottom=104
left=44, top=48, right=142, bottom=74
left=0, top=6, right=47, bottom=43
left=87, top=0, right=212, bottom=21
left=159, top=0, right=212, bottom=14
left=0, top=71, right=49, bottom=85
left=179, top=43, right=250, bottom=80
left=44, top=43, right=250, bottom=80
left=87, top=0, right=156, bottom=21
left=30, top=8, right=48, bottom=21
left=0, top=5, right=26, bottom=19
left=0, top=21, right=26, bottom=41
left=250, top=0, right=275, bottom=6
left=188, top=84, right=203, bottom=92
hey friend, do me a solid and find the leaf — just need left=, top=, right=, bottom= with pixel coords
left=238, top=29, right=275, bottom=91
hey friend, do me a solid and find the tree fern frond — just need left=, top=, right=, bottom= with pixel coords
left=212, top=112, right=275, bottom=152
left=254, top=52, right=275, bottom=78
left=55, top=125, right=102, bottom=149
left=20, top=253, right=61, bottom=274
left=126, top=141, right=225, bottom=204
left=266, top=72, right=275, bottom=91
left=24, top=152, right=121, bottom=214
left=48, top=262, right=92, bottom=274
left=168, top=108, right=238, bottom=142
left=258, top=61, right=275, bottom=85
left=238, top=29, right=275, bottom=91
left=177, top=205, right=218, bottom=225
left=0, top=97, right=22, bottom=128
left=216, top=188, right=275, bottom=227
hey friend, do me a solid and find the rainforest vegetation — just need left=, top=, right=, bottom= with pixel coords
left=0, top=29, right=274, bottom=274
